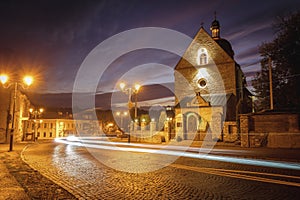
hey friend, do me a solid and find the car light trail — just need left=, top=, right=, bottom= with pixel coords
left=55, top=138, right=300, bottom=171
left=64, top=136, right=249, bottom=154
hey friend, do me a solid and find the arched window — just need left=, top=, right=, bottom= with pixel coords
left=197, top=48, right=208, bottom=65
left=200, top=53, right=207, bottom=65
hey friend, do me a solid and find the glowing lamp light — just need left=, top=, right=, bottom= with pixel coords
left=134, top=83, right=141, bottom=91
left=0, top=74, right=8, bottom=84
left=39, top=108, right=44, bottom=113
left=23, top=76, right=33, bottom=86
left=120, top=82, right=126, bottom=90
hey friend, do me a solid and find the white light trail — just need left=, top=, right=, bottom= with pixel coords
left=55, top=138, right=300, bottom=171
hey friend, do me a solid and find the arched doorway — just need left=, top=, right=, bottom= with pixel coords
left=185, top=112, right=200, bottom=140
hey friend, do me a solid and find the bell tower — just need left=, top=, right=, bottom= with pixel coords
left=210, top=12, right=220, bottom=39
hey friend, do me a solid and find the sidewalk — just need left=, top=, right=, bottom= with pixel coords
left=0, top=143, right=30, bottom=200
left=0, top=142, right=76, bottom=200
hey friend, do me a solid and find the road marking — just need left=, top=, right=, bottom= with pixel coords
left=170, top=164, right=300, bottom=187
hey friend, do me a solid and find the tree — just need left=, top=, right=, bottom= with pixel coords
left=252, top=11, right=300, bottom=111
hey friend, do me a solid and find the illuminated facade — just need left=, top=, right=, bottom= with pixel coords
left=0, top=88, right=31, bottom=143
left=23, top=110, right=101, bottom=140
left=174, top=17, right=251, bottom=142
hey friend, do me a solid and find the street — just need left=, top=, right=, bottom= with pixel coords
left=21, top=140, right=300, bottom=199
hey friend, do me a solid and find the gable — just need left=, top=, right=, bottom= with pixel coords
left=175, top=28, right=234, bottom=70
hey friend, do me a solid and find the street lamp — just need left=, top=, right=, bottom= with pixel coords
left=0, top=74, right=33, bottom=151
left=119, top=82, right=141, bottom=143
left=29, top=107, right=44, bottom=141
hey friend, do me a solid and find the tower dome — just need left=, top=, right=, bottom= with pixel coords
left=210, top=13, right=220, bottom=39
left=216, top=39, right=235, bottom=58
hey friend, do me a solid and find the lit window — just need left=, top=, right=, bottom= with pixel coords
left=197, top=48, right=208, bottom=65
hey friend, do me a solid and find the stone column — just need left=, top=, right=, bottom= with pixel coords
left=211, top=112, right=222, bottom=140
left=240, top=114, right=250, bottom=147
left=150, top=121, right=156, bottom=136
left=175, top=113, right=183, bottom=140
left=134, top=121, right=138, bottom=131
left=141, top=121, right=146, bottom=131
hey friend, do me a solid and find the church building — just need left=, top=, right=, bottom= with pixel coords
left=174, top=16, right=251, bottom=142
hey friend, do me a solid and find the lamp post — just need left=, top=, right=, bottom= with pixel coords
left=29, top=107, right=44, bottom=141
left=119, top=82, right=141, bottom=143
left=0, top=74, right=33, bottom=151
left=268, top=57, right=274, bottom=110
left=116, top=111, right=128, bottom=131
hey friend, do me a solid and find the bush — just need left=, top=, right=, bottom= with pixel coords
left=176, top=136, right=182, bottom=142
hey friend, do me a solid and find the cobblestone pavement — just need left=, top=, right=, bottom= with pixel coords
left=0, top=144, right=76, bottom=200
left=21, top=141, right=300, bottom=200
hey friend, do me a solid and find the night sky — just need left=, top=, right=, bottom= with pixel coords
left=0, top=0, right=299, bottom=97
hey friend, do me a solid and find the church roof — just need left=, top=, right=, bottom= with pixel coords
left=174, top=27, right=234, bottom=70
left=215, top=38, right=234, bottom=58
left=175, top=93, right=233, bottom=108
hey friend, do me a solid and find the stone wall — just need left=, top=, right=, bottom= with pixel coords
left=0, top=88, right=31, bottom=143
left=223, top=121, right=238, bottom=142
left=0, top=89, right=10, bottom=143
left=240, top=112, right=300, bottom=148
left=267, top=133, right=300, bottom=148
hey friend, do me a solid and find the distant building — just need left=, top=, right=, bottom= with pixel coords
left=0, top=87, right=31, bottom=143
left=24, top=108, right=102, bottom=140
left=174, top=17, right=251, bottom=142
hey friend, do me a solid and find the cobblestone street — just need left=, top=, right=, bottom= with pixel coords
left=20, top=141, right=300, bottom=200
left=0, top=144, right=75, bottom=200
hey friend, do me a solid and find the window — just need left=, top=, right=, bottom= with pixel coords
left=197, top=48, right=208, bottom=65
left=43, top=132, right=46, bottom=137
left=44, top=123, right=47, bottom=128
left=50, top=132, right=53, bottom=137
left=50, top=123, right=53, bottom=129
left=200, top=53, right=207, bottom=65
left=37, top=132, right=40, bottom=137
left=198, top=78, right=207, bottom=88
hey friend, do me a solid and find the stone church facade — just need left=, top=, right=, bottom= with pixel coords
left=174, top=17, right=251, bottom=142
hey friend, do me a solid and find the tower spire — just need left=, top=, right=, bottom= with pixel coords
left=210, top=12, right=220, bottom=39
